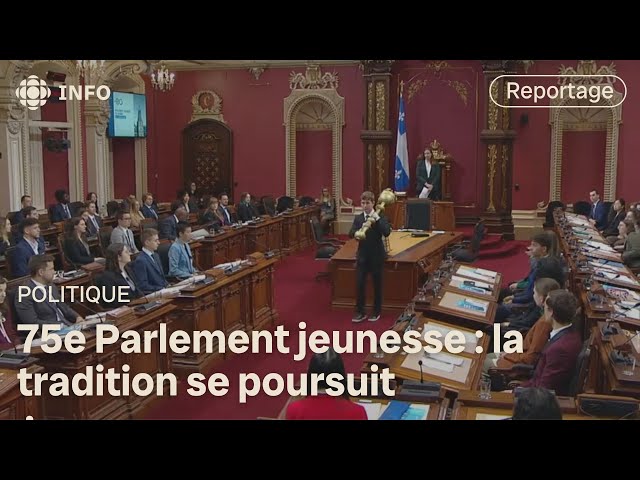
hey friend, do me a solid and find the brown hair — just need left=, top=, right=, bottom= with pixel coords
left=545, top=290, right=577, bottom=325
left=28, top=254, right=55, bottom=277
left=140, top=228, right=159, bottom=245
left=534, top=278, right=561, bottom=299
left=360, top=191, right=375, bottom=203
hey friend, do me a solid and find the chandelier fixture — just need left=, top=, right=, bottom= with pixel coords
left=76, top=60, right=106, bottom=80
left=151, top=62, right=175, bottom=92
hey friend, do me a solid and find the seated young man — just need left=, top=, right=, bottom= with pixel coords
left=495, top=232, right=564, bottom=323
left=519, top=289, right=583, bottom=396
left=484, top=278, right=561, bottom=372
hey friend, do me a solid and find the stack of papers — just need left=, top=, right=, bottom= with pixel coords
left=422, top=352, right=464, bottom=373
left=423, top=322, right=478, bottom=353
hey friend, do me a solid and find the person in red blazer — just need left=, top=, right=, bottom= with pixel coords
left=521, top=290, right=583, bottom=396
left=286, top=348, right=367, bottom=420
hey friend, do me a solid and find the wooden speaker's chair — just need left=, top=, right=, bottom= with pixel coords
left=405, top=198, right=433, bottom=231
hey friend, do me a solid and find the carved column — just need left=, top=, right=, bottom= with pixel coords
left=84, top=97, right=112, bottom=208
left=360, top=61, right=394, bottom=197
left=480, top=61, right=517, bottom=240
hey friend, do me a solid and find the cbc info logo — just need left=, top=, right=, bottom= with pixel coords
left=15, top=75, right=111, bottom=111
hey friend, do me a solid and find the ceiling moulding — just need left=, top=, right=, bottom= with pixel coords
left=162, top=60, right=360, bottom=71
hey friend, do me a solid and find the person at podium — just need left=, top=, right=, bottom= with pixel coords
left=415, top=146, right=441, bottom=201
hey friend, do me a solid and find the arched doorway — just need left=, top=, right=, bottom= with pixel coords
left=182, top=119, right=233, bottom=199
left=549, top=62, right=623, bottom=202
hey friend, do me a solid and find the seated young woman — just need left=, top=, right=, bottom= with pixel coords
left=484, top=277, right=561, bottom=372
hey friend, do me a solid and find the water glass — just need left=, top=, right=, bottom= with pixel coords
left=479, top=377, right=492, bottom=399
left=623, top=357, right=637, bottom=377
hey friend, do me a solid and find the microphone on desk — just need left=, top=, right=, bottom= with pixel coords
left=248, top=235, right=279, bottom=259
left=418, top=360, right=424, bottom=384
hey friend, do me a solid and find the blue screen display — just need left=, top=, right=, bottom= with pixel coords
left=108, top=92, right=147, bottom=138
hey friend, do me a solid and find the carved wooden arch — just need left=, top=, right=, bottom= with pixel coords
left=549, top=90, right=623, bottom=203
left=283, top=89, right=345, bottom=206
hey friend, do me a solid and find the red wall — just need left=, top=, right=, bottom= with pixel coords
left=40, top=99, right=69, bottom=206
left=144, top=65, right=364, bottom=204
left=111, top=138, right=136, bottom=199
left=512, top=60, right=640, bottom=209
left=561, top=131, right=606, bottom=202
left=296, top=130, right=333, bottom=198
left=391, top=61, right=486, bottom=217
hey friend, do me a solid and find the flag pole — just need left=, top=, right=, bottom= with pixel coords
left=395, top=80, right=407, bottom=201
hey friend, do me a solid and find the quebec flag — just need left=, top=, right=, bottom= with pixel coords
left=394, top=92, right=409, bottom=192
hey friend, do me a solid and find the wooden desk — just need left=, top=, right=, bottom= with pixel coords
left=442, top=264, right=502, bottom=303
left=197, top=227, right=247, bottom=270
left=362, top=314, right=488, bottom=394
left=31, top=299, right=176, bottom=419
left=277, top=393, right=448, bottom=420
left=169, top=258, right=279, bottom=377
left=451, top=390, right=630, bottom=420
left=591, top=324, right=640, bottom=399
left=245, top=217, right=283, bottom=255
left=0, top=366, right=43, bottom=419
left=281, top=207, right=318, bottom=253
left=330, top=231, right=464, bottom=311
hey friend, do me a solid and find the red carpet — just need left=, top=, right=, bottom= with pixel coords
left=144, top=240, right=531, bottom=420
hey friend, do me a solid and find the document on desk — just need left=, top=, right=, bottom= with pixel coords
left=357, top=401, right=383, bottom=420
left=475, top=413, right=510, bottom=420
left=587, top=240, right=615, bottom=252
left=603, top=285, right=640, bottom=302
left=457, top=266, right=496, bottom=284
left=450, top=275, right=491, bottom=291
left=426, top=351, right=464, bottom=366
left=401, top=351, right=472, bottom=384
left=174, top=274, right=207, bottom=287
left=424, top=322, right=477, bottom=353
left=615, top=304, right=640, bottom=320
left=589, top=261, right=627, bottom=273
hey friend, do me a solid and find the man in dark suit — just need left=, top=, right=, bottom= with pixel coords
left=85, top=201, right=103, bottom=237
left=50, top=189, right=72, bottom=223
left=131, top=228, right=168, bottom=294
left=10, top=195, right=33, bottom=225
left=588, top=190, right=608, bottom=230
left=349, top=191, right=391, bottom=323
left=141, top=193, right=159, bottom=220
left=11, top=218, right=46, bottom=278
left=158, top=207, right=188, bottom=241
left=521, top=290, right=583, bottom=396
left=496, top=232, right=565, bottom=322
left=218, top=193, right=234, bottom=225
left=415, top=148, right=442, bottom=201
left=237, top=193, right=260, bottom=222
left=602, top=198, right=626, bottom=239
left=14, top=254, right=84, bottom=336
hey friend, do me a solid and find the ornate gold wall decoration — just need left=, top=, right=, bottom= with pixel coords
left=548, top=61, right=623, bottom=202
left=367, top=82, right=374, bottom=129
left=249, top=66, right=266, bottom=80
left=488, top=81, right=499, bottom=130
left=501, top=144, right=509, bottom=209
left=558, top=60, right=617, bottom=85
left=289, top=65, right=339, bottom=90
left=375, top=82, right=385, bottom=130
left=407, top=79, right=429, bottom=103
left=406, top=61, right=471, bottom=106
left=487, top=144, right=497, bottom=213
left=191, top=90, right=225, bottom=123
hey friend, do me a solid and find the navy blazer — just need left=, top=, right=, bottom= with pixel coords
left=218, top=205, right=233, bottom=225
left=131, top=250, right=168, bottom=294
left=590, top=201, right=608, bottom=230
left=522, top=325, right=583, bottom=396
left=158, top=215, right=178, bottom=240
left=50, top=203, right=73, bottom=223
left=11, top=237, right=46, bottom=278
left=348, top=212, right=391, bottom=262
left=141, top=204, right=159, bottom=220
